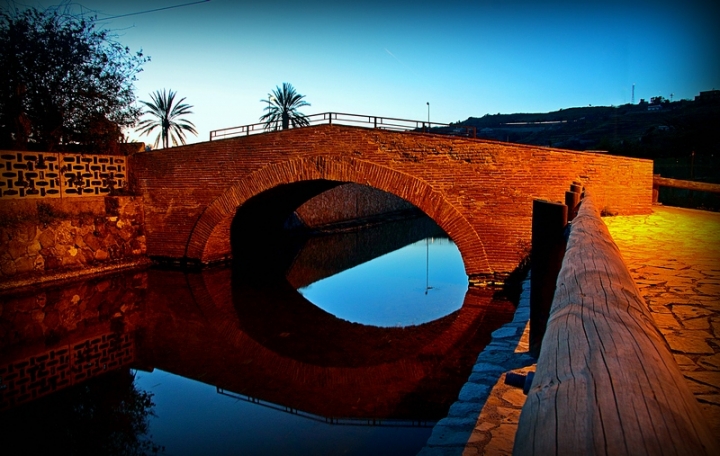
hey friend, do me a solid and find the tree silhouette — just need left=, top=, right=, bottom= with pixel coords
left=136, top=89, right=197, bottom=149
left=259, top=83, right=310, bottom=131
left=0, top=369, right=164, bottom=455
left=0, top=5, right=148, bottom=151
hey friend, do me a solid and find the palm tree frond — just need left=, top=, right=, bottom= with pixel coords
left=135, top=89, right=197, bottom=149
left=259, top=83, right=310, bottom=131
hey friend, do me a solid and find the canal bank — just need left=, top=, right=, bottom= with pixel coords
left=419, top=276, right=533, bottom=455
left=0, top=196, right=149, bottom=292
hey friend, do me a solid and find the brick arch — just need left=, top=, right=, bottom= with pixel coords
left=185, top=155, right=493, bottom=279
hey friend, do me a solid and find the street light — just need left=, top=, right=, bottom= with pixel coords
left=266, top=94, right=276, bottom=130
left=427, top=102, right=430, bottom=130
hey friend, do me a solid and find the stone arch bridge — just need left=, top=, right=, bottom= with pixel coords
left=132, top=118, right=652, bottom=283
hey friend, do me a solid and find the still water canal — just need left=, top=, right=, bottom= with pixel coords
left=0, top=216, right=519, bottom=455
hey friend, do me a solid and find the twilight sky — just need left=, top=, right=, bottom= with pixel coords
left=9, top=0, right=720, bottom=145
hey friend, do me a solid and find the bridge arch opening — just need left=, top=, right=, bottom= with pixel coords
left=230, top=179, right=344, bottom=280
left=227, top=180, right=471, bottom=326
left=185, top=156, right=494, bottom=282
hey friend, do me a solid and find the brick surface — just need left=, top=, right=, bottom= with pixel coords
left=132, top=125, right=653, bottom=280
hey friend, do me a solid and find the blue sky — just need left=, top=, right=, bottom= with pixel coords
left=10, top=0, right=720, bottom=145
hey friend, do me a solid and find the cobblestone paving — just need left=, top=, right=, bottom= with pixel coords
left=420, top=205, right=720, bottom=455
left=604, top=206, right=720, bottom=436
left=461, top=326, right=532, bottom=456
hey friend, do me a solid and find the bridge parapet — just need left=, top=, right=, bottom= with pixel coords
left=209, top=112, right=475, bottom=141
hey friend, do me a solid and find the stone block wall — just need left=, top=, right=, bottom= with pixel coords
left=0, top=196, right=147, bottom=289
left=295, top=183, right=415, bottom=228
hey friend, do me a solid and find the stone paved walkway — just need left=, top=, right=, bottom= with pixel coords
left=604, top=205, right=720, bottom=435
left=420, top=205, right=720, bottom=455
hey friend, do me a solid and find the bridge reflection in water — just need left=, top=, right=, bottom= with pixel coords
left=0, top=216, right=519, bottom=454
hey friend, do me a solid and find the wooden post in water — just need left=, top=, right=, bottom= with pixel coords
left=529, top=199, right=568, bottom=357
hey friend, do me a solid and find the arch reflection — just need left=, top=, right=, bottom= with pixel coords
left=141, top=266, right=515, bottom=420
left=1, top=214, right=518, bottom=435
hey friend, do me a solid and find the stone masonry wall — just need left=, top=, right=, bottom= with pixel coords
left=0, top=196, right=147, bottom=289
left=295, top=183, right=415, bottom=228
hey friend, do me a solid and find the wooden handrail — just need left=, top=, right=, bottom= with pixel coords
left=653, top=175, right=720, bottom=193
left=514, top=194, right=718, bottom=455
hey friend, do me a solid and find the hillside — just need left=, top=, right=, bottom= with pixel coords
left=441, top=92, right=720, bottom=185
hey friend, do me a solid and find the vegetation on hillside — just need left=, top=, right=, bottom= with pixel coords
left=442, top=94, right=720, bottom=209
left=446, top=94, right=720, bottom=184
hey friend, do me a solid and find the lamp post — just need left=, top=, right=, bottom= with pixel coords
left=266, top=94, right=276, bottom=130
left=691, top=151, right=695, bottom=180
left=426, top=102, right=430, bottom=132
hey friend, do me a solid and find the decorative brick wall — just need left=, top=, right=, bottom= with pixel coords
left=131, top=125, right=653, bottom=281
left=0, top=269, right=146, bottom=409
left=0, top=151, right=127, bottom=199
left=0, top=332, right=135, bottom=410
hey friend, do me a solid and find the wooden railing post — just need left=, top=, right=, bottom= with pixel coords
left=565, top=183, right=582, bottom=222
left=653, top=174, right=660, bottom=203
left=529, top=199, right=568, bottom=357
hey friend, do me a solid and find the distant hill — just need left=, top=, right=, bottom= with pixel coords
left=439, top=91, right=720, bottom=185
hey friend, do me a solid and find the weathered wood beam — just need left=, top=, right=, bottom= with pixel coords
left=654, top=175, right=720, bottom=193
left=514, top=194, right=719, bottom=456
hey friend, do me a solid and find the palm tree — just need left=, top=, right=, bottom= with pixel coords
left=259, top=83, right=310, bottom=131
left=136, top=89, right=198, bottom=149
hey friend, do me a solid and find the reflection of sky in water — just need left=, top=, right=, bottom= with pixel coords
left=134, top=369, right=432, bottom=456
left=298, top=237, right=467, bottom=327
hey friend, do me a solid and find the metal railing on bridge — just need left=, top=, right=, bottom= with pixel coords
left=216, top=387, right=435, bottom=427
left=209, top=112, right=476, bottom=141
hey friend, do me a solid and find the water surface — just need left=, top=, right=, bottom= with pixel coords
left=0, top=216, right=518, bottom=455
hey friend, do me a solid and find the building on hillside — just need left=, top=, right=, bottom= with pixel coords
left=695, top=90, right=720, bottom=103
